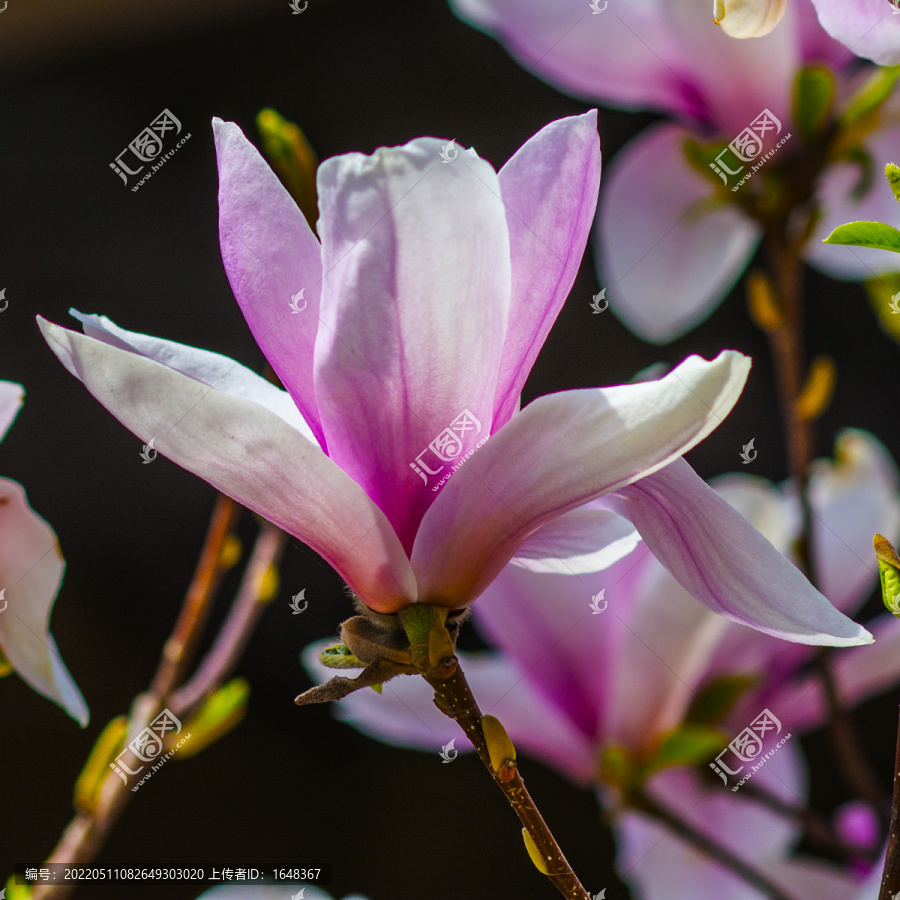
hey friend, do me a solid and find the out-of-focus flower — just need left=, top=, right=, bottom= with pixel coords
left=196, top=887, right=369, bottom=900
left=0, top=381, right=88, bottom=725
left=304, top=429, right=896, bottom=895
left=38, top=115, right=866, bottom=644
left=449, top=0, right=900, bottom=343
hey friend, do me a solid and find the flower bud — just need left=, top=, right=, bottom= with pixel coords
left=714, top=0, right=787, bottom=38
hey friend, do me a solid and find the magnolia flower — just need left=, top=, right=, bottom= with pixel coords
left=449, top=0, right=900, bottom=343
left=714, top=0, right=789, bottom=37
left=40, top=114, right=866, bottom=644
left=306, top=428, right=896, bottom=896
left=0, top=382, right=88, bottom=725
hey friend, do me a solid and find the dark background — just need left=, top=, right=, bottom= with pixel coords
left=1, top=0, right=899, bottom=898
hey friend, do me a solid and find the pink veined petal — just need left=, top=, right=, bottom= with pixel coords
left=197, top=888, right=368, bottom=900
left=610, top=459, right=873, bottom=646
left=492, top=111, right=601, bottom=429
left=38, top=319, right=416, bottom=612
left=810, top=0, right=900, bottom=65
left=314, top=138, right=510, bottom=553
left=0, top=380, right=23, bottom=442
left=303, top=641, right=596, bottom=784
left=69, top=310, right=316, bottom=441
left=411, top=350, right=751, bottom=610
left=510, top=502, right=640, bottom=575
left=0, top=478, right=88, bottom=726
left=807, top=118, right=900, bottom=279
left=450, top=0, right=707, bottom=120
left=595, top=123, right=762, bottom=345
left=213, top=119, right=326, bottom=446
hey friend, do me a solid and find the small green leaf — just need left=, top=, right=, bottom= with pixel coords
left=875, top=535, right=900, bottom=617
left=320, top=643, right=364, bottom=669
left=822, top=220, right=900, bottom=253
left=886, top=163, right=900, bottom=206
left=176, top=678, right=250, bottom=759
left=641, top=724, right=726, bottom=778
left=864, top=273, right=900, bottom=343
left=793, top=66, right=835, bottom=143
left=840, top=66, right=900, bottom=127
left=685, top=675, right=756, bottom=726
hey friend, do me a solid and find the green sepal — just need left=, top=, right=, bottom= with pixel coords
left=886, top=163, right=900, bottom=206
left=0, top=645, right=13, bottom=678
left=176, top=678, right=250, bottom=760
left=839, top=66, right=900, bottom=127
left=641, top=724, right=727, bottom=779
left=875, top=534, right=900, bottom=617
left=823, top=220, right=900, bottom=253
left=793, top=65, right=835, bottom=143
left=864, top=273, right=900, bottom=344
left=597, top=744, right=637, bottom=794
left=682, top=138, right=732, bottom=190
left=256, top=108, right=319, bottom=228
left=73, top=715, right=129, bottom=812
left=320, top=643, right=365, bottom=669
left=685, top=675, right=756, bottom=726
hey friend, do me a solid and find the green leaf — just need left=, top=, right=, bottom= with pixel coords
left=641, top=724, right=727, bottom=779
left=822, top=220, right=900, bottom=253
left=886, top=163, right=900, bottom=206
left=177, top=678, right=250, bottom=759
left=319, top=643, right=364, bottom=669
left=793, top=66, right=835, bottom=143
left=685, top=675, right=756, bottom=726
left=875, top=535, right=900, bottom=617
left=682, top=138, right=732, bottom=189
left=840, top=66, right=900, bottom=127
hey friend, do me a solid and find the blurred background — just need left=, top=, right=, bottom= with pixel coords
left=1, top=0, right=899, bottom=897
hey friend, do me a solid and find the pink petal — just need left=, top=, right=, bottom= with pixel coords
left=595, top=123, right=761, bottom=344
left=0, top=478, right=88, bottom=725
left=0, top=380, right=23, bottom=442
left=39, top=319, right=416, bottom=613
left=810, top=0, right=900, bottom=65
left=213, top=119, right=326, bottom=445
left=492, top=111, right=601, bottom=428
left=411, top=351, right=750, bottom=609
left=611, top=459, right=873, bottom=646
left=314, top=138, right=510, bottom=552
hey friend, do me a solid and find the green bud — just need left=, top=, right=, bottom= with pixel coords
left=482, top=715, right=517, bottom=780
left=875, top=534, right=900, bottom=616
left=73, top=716, right=129, bottom=813
left=176, top=678, right=250, bottom=760
left=793, top=65, right=835, bottom=144
left=685, top=675, right=756, bottom=726
left=319, top=643, right=365, bottom=669
left=0, top=646, right=13, bottom=678
left=886, top=163, right=900, bottom=206
left=521, top=828, right=549, bottom=875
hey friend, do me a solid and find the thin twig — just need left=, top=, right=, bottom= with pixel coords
left=639, top=793, right=796, bottom=900
left=33, top=511, right=288, bottom=900
left=423, top=661, right=591, bottom=900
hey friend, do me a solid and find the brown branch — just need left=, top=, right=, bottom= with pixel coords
left=423, top=661, right=591, bottom=900
left=878, top=706, right=900, bottom=899
left=32, top=512, right=289, bottom=900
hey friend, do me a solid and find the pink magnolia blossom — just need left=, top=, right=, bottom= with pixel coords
left=306, top=428, right=895, bottom=896
left=0, top=382, right=88, bottom=725
left=449, top=0, right=900, bottom=343
left=39, top=114, right=866, bottom=644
